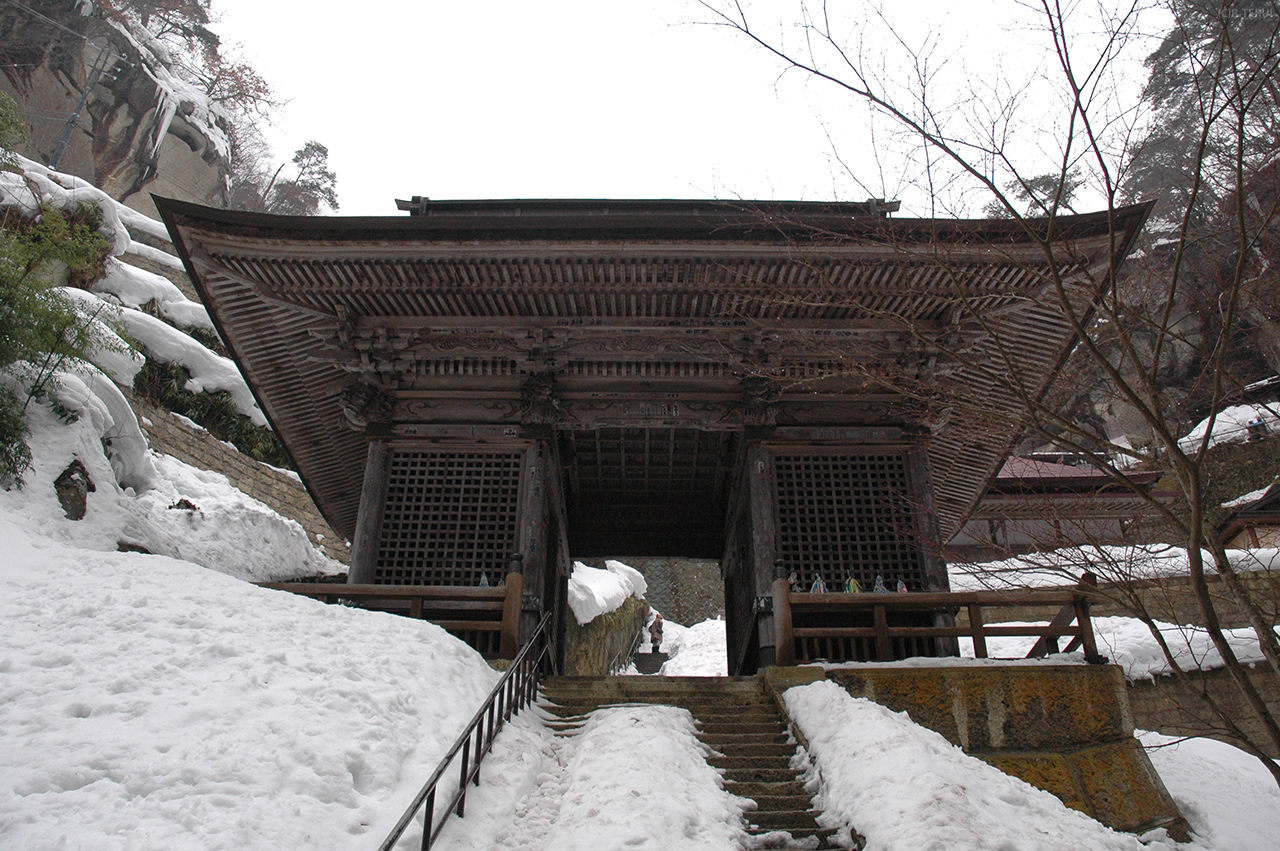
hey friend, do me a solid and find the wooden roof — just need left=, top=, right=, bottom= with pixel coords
left=155, top=198, right=1151, bottom=544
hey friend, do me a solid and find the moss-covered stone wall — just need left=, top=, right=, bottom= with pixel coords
left=562, top=596, right=649, bottom=676
left=764, top=664, right=1188, bottom=839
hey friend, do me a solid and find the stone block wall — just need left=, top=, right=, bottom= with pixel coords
left=766, top=664, right=1189, bottom=838
left=125, top=388, right=350, bottom=565
left=617, top=557, right=724, bottom=626
left=1127, top=663, right=1280, bottom=757
left=969, top=571, right=1280, bottom=630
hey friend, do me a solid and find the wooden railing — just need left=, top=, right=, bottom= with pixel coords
left=378, top=610, right=555, bottom=851
left=256, top=574, right=525, bottom=659
left=772, top=574, right=1106, bottom=665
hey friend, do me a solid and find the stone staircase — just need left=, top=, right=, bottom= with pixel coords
left=539, top=676, right=854, bottom=849
left=632, top=651, right=668, bottom=674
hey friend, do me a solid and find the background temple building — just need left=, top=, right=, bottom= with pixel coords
left=158, top=197, right=1150, bottom=672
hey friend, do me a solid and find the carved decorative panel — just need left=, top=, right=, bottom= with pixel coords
left=374, top=450, right=524, bottom=585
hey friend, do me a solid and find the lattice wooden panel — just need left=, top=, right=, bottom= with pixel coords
left=374, top=450, right=523, bottom=585
left=774, top=452, right=927, bottom=591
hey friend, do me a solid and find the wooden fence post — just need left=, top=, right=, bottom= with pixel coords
left=500, top=573, right=524, bottom=660
left=968, top=603, right=988, bottom=659
left=773, top=579, right=795, bottom=667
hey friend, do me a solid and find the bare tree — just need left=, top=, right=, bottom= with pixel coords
left=699, top=0, right=1280, bottom=782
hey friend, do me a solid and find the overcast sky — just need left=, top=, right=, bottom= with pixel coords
left=210, top=1, right=1158, bottom=217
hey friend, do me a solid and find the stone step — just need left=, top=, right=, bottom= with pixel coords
left=744, top=794, right=814, bottom=812
left=746, top=810, right=823, bottom=831
left=724, top=781, right=810, bottom=799
left=721, top=767, right=802, bottom=784
left=539, top=690, right=775, bottom=707
left=538, top=702, right=779, bottom=721
left=709, top=742, right=797, bottom=758
left=632, top=652, right=667, bottom=674
left=709, top=755, right=796, bottom=771
left=699, top=721, right=789, bottom=736
left=697, top=732, right=791, bottom=747
left=744, top=826, right=849, bottom=849
left=542, top=675, right=765, bottom=696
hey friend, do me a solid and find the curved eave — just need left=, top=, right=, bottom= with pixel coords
left=155, top=197, right=1153, bottom=543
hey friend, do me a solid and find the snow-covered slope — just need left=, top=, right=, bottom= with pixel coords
left=0, top=400, right=500, bottom=850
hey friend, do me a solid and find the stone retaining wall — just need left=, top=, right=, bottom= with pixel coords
left=969, top=570, right=1280, bottom=630
left=620, top=557, right=724, bottom=626
left=765, top=664, right=1189, bottom=839
left=1127, top=663, right=1280, bottom=757
left=125, top=387, right=350, bottom=565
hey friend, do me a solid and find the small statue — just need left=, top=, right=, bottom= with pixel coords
left=897, top=579, right=909, bottom=593
left=872, top=574, right=888, bottom=593
left=478, top=571, right=490, bottom=587
left=810, top=574, right=828, bottom=594
left=844, top=576, right=863, bottom=593
left=788, top=570, right=800, bottom=592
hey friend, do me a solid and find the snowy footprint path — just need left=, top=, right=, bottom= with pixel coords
left=435, top=703, right=751, bottom=850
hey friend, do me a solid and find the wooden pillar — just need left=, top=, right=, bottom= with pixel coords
left=347, top=438, right=392, bottom=585
left=748, top=445, right=779, bottom=669
left=515, top=441, right=550, bottom=645
left=772, top=578, right=794, bottom=667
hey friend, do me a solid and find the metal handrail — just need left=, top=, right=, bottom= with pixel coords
left=378, top=611, right=555, bottom=851
left=608, top=622, right=647, bottom=675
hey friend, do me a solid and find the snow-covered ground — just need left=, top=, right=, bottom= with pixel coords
left=0, top=399, right=502, bottom=849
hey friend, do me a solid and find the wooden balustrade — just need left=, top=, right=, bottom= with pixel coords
left=773, top=575, right=1105, bottom=665
left=256, top=573, right=525, bottom=660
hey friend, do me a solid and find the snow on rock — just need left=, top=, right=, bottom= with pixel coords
left=603, top=558, right=648, bottom=599
left=1139, top=731, right=1280, bottom=851
left=0, top=153, right=173, bottom=249
left=94, top=257, right=213, bottom=331
left=784, top=680, right=1195, bottom=851
left=52, top=287, right=146, bottom=385
left=6, top=397, right=332, bottom=581
left=50, top=368, right=156, bottom=492
left=1221, top=484, right=1274, bottom=509
left=1178, top=403, right=1280, bottom=453
left=566, top=560, right=645, bottom=625
left=660, top=618, right=728, bottom=676
left=100, top=17, right=231, bottom=162
left=93, top=296, right=265, bottom=426
left=0, top=512, right=500, bottom=850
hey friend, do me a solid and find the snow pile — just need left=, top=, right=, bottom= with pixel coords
left=566, top=559, right=646, bottom=625
left=660, top=618, right=728, bottom=676
left=472, top=705, right=747, bottom=851
left=784, top=681, right=1193, bottom=851
left=1139, top=731, right=1280, bottom=850
left=0, top=529, right=499, bottom=850
left=95, top=257, right=214, bottom=331
left=951, top=544, right=1280, bottom=590
left=7, top=396, right=333, bottom=581
left=50, top=368, right=156, bottom=492
left=1178, top=403, right=1280, bottom=453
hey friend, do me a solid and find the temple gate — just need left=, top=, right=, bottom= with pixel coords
left=158, top=198, right=1150, bottom=671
